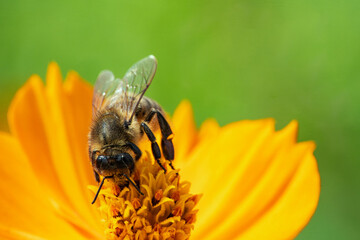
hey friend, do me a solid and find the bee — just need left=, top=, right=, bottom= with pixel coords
left=89, top=55, right=175, bottom=204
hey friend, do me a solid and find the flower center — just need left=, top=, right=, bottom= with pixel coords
left=90, top=154, right=201, bottom=240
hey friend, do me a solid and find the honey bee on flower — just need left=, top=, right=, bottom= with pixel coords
left=89, top=55, right=176, bottom=204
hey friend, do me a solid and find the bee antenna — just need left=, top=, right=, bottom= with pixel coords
left=91, top=175, right=113, bottom=204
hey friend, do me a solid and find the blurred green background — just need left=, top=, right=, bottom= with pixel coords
left=1, top=0, right=359, bottom=239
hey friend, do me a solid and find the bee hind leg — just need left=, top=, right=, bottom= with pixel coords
left=141, top=122, right=167, bottom=173
left=145, top=109, right=175, bottom=170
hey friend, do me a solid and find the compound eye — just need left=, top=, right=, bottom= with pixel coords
left=96, top=155, right=108, bottom=169
left=123, top=153, right=135, bottom=169
left=115, top=153, right=134, bottom=170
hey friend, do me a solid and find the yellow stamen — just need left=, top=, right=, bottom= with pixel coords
left=89, top=154, right=201, bottom=240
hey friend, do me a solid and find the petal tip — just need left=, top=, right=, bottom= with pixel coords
left=305, top=140, right=316, bottom=152
left=64, top=71, right=80, bottom=86
left=47, top=61, right=61, bottom=73
left=176, top=99, right=193, bottom=112
left=172, top=99, right=195, bottom=124
left=66, top=70, right=80, bottom=78
left=278, top=120, right=299, bottom=143
left=64, top=71, right=92, bottom=94
left=288, top=120, right=299, bottom=131
left=8, top=75, right=44, bottom=133
left=46, top=61, right=62, bottom=85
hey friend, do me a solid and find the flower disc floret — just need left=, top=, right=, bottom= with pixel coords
left=90, top=155, right=201, bottom=240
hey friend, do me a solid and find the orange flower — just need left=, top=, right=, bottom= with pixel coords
left=0, top=63, right=320, bottom=240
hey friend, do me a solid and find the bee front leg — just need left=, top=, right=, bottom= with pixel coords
left=141, top=122, right=167, bottom=173
left=125, top=142, right=142, bottom=161
left=145, top=109, right=175, bottom=170
left=121, top=173, right=144, bottom=195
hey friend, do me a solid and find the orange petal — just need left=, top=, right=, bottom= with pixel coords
left=0, top=133, right=87, bottom=240
left=45, top=63, right=94, bottom=214
left=198, top=118, right=220, bottom=142
left=171, top=100, right=197, bottom=163
left=177, top=118, right=220, bottom=171
left=182, top=119, right=275, bottom=197
left=184, top=119, right=276, bottom=237
left=0, top=225, right=46, bottom=240
left=59, top=70, right=102, bottom=228
left=63, top=71, right=97, bottom=190
left=184, top=120, right=319, bottom=239
left=8, top=64, right=100, bottom=232
left=8, top=74, right=69, bottom=205
left=238, top=145, right=320, bottom=239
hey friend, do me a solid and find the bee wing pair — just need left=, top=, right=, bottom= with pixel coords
left=92, top=55, right=158, bottom=123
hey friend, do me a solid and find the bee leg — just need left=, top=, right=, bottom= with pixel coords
left=141, top=122, right=167, bottom=173
left=145, top=110, right=175, bottom=170
left=121, top=173, right=144, bottom=195
left=125, top=142, right=142, bottom=160
left=92, top=175, right=113, bottom=204
left=94, top=170, right=100, bottom=183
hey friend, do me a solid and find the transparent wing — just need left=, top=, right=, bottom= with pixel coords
left=119, top=55, right=157, bottom=122
left=92, top=55, right=157, bottom=121
left=92, top=70, right=118, bottom=117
